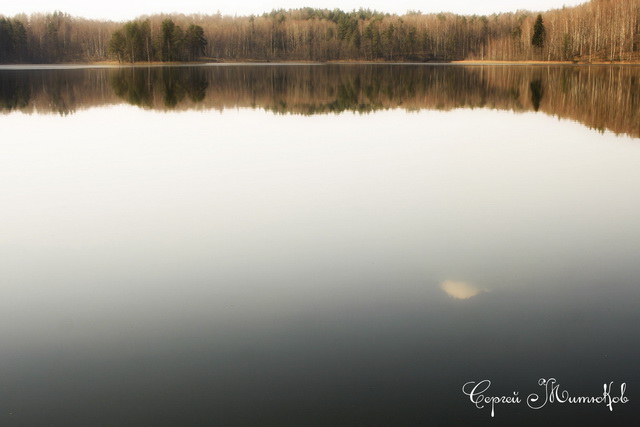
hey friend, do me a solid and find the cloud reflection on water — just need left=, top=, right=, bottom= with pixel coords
left=440, top=280, right=487, bottom=300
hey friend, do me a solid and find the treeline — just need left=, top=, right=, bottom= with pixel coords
left=0, top=0, right=639, bottom=63
left=0, top=17, right=27, bottom=62
left=109, top=20, right=206, bottom=62
left=2, top=65, right=639, bottom=138
left=0, top=12, right=117, bottom=62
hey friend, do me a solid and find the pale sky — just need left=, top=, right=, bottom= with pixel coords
left=2, top=0, right=586, bottom=21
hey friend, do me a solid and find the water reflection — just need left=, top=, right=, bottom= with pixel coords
left=2, top=65, right=640, bottom=426
left=1, top=64, right=639, bottom=138
left=440, top=280, right=487, bottom=300
left=530, top=79, right=544, bottom=112
left=110, top=67, right=209, bottom=108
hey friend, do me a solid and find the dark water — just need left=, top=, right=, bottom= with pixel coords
left=1, top=64, right=639, bottom=426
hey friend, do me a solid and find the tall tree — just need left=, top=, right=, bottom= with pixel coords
left=109, top=30, right=126, bottom=62
left=532, top=14, right=546, bottom=49
left=185, top=24, right=207, bottom=61
left=160, top=19, right=176, bottom=61
left=161, top=19, right=185, bottom=61
left=123, top=22, right=143, bottom=63
left=0, top=18, right=17, bottom=61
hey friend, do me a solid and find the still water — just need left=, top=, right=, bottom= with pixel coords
left=1, top=64, right=639, bottom=426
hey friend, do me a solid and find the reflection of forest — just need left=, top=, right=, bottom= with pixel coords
left=1, top=65, right=639, bottom=138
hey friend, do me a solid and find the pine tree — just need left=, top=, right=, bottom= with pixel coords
left=185, top=25, right=207, bottom=61
left=531, top=14, right=545, bottom=49
left=109, top=30, right=126, bottom=63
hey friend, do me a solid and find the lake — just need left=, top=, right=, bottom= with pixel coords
left=1, top=64, right=639, bottom=426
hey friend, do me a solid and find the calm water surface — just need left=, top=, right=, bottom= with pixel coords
left=1, top=65, right=639, bottom=426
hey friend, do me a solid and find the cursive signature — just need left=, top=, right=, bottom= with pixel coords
left=463, top=378, right=629, bottom=417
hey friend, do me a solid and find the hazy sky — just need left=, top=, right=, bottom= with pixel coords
left=2, top=0, right=586, bottom=21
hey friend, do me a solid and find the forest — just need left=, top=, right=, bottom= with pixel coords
left=0, top=0, right=639, bottom=63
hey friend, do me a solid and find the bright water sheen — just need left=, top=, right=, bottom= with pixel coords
left=1, top=64, right=639, bottom=426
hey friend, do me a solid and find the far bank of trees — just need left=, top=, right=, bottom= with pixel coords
left=0, top=0, right=639, bottom=63
left=1, top=12, right=118, bottom=62
left=108, top=19, right=206, bottom=62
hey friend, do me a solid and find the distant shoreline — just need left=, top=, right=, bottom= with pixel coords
left=2, top=59, right=640, bottom=68
left=3, top=3, right=639, bottom=66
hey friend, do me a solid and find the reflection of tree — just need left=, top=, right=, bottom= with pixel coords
left=1, top=65, right=639, bottom=138
left=110, top=68, right=154, bottom=108
left=0, top=69, right=118, bottom=115
left=184, top=68, right=208, bottom=102
left=109, top=67, right=209, bottom=108
left=0, top=71, right=30, bottom=110
left=162, top=68, right=185, bottom=108
left=530, top=79, right=544, bottom=111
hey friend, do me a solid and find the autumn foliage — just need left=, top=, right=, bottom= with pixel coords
left=0, top=0, right=639, bottom=63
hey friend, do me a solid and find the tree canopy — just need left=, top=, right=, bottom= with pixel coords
left=108, top=19, right=205, bottom=63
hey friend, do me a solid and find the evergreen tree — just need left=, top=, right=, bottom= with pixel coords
left=0, top=18, right=17, bottom=62
left=531, top=14, right=545, bottom=49
left=123, top=22, right=143, bottom=63
left=161, top=19, right=177, bottom=61
left=109, top=20, right=153, bottom=63
left=185, top=25, right=207, bottom=61
left=109, top=30, right=126, bottom=62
